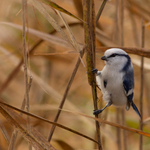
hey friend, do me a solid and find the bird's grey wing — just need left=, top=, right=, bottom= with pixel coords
left=123, top=72, right=141, bottom=119
left=123, top=74, right=134, bottom=103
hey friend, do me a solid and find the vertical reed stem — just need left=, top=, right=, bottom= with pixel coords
left=139, top=19, right=145, bottom=150
left=83, top=0, right=102, bottom=149
left=22, top=1, right=32, bottom=149
left=120, top=0, right=127, bottom=150
left=115, top=0, right=121, bottom=149
left=96, top=0, right=108, bottom=25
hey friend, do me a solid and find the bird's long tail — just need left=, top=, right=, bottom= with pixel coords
left=131, top=102, right=141, bottom=119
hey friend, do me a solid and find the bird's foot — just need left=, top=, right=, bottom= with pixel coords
left=91, top=68, right=98, bottom=74
left=93, top=109, right=103, bottom=115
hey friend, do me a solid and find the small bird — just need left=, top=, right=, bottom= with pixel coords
left=92, top=48, right=141, bottom=119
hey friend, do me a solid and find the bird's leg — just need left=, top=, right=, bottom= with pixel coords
left=93, top=101, right=112, bottom=115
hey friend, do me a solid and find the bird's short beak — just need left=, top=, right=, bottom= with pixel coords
left=101, top=56, right=107, bottom=60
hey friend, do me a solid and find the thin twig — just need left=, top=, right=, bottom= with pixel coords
left=22, top=0, right=32, bottom=150
left=8, top=77, right=32, bottom=150
left=128, top=7, right=140, bottom=47
left=121, top=109, right=127, bottom=150
left=96, top=0, right=108, bottom=25
left=119, top=0, right=127, bottom=149
left=55, top=10, right=85, bottom=67
left=116, top=108, right=121, bottom=150
left=115, top=0, right=120, bottom=44
left=91, top=1, right=102, bottom=150
left=139, top=19, right=145, bottom=150
left=47, top=47, right=85, bottom=142
left=0, top=119, right=10, bottom=145
left=120, top=0, right=124, bottom=47
left=115, top=0, right=121, bottom=149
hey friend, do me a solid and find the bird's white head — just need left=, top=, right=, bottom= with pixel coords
left=101, top=48, right=130, bottom=70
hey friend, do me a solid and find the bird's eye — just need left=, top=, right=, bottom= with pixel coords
left=111, top=54, right=117, bottom=57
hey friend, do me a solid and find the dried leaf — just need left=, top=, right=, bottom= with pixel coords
left=0, top=101, right=56, bottom=150
left=37, top=0, right=84, bottom=23
left=29, top=0, right=75, bottom=49
left=0, top=119, right=10, bottom=145
left=55, top=10, right=85, bottom=66
left=1, top=22, right=71, bottom=50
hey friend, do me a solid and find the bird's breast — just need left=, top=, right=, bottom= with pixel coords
left=99, top=68, right=127, bottom=106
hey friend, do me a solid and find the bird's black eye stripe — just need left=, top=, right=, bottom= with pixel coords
left=108, top=53, right=128, bottom=58
left=108, top=53, right=118, bottom=58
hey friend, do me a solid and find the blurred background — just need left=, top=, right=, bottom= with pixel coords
left=0, top=0, right=150, bottom=149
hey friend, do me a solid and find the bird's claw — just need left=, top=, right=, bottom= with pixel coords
left=91, top=68, right=98, bottom=74
left=93, top=109, right=103, bottom=115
